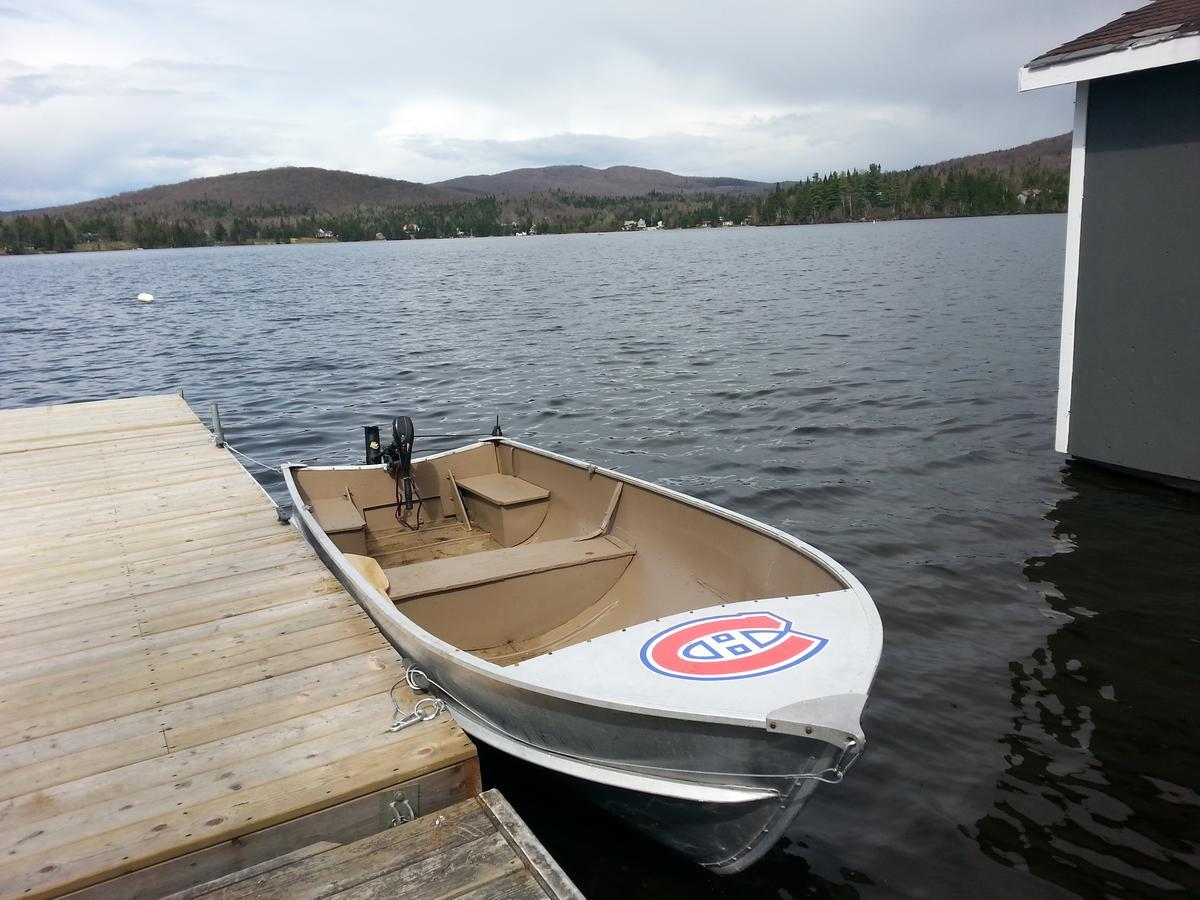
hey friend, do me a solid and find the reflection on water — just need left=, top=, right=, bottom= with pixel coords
left=2, top=217, right=1197, bottom=898
left=971, top=465, right=1200, bottom=897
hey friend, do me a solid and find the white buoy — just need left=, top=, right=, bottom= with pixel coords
left=137, top=292, right=154, bottom=303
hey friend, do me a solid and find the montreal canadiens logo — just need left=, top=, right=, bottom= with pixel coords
left=640, top=611, right=827, bottom=680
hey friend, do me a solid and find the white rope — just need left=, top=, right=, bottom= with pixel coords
left=224, top=442, right=280, bottom=473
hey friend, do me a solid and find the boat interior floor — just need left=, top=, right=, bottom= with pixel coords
left=362, top=518, right=644, bottom=667
left=366, top=521, right=503, bottom=568
left=298, top=458, right=844, bottom=670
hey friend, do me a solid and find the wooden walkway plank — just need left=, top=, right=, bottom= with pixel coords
left=1, top=692, right=401, bottom=832
left=481, top=791, right=585, bottom=900
left=182, top=792, right=581, bottom=900
left=0, top=652, right=404, bottom=800
left=0, top=523, right=296, bottom=595
left=0, top=711, right=465, bottom=860
left=0, top=632, right=391, bottom=746
left=0, top=614, right=380, bottom=718
left=0, top=508, right=285, bottom=576
left=0, top=554, right=337, bottom=634
left=0, top=590, right=364, bottom=689
left=199, top=802, right=498, bottom=900
left=0, top=530, right=321, bottom=605
left=0, top=452, right=239, bottom=508
left=0, top=463, right=262, bottom=517
left=0, top=731, right=475, bottom=897
left=332, top=832, right=523, bottom=900
left=0, top=394, right=480, bottom=900
left=0, top=497, right=273, bottom=555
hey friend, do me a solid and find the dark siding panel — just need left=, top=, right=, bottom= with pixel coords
left=1070, top=61, right=1200, bottom=481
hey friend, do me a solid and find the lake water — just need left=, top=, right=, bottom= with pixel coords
left=2, top=219, right=1197, bottom=898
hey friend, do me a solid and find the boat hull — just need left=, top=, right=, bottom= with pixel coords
left=573, top=775, right=822, bottom=873
left=454, top=702, right=828, bottom=873
left=282, top=447, right=876, bottom=873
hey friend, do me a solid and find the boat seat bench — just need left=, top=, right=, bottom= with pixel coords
left=385, top=534, right=635, bottom=601
left=310, top=496, right=367, bottom=555
left=454, top=474, right=549, bottom=507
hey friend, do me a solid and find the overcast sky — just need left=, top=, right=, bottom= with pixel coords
left=0, top=0, right=1131, bottom=210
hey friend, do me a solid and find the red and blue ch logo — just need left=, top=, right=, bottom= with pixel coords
left=640, top=611, right=827, bottom=680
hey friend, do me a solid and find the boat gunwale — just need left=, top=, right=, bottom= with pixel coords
left=281, top=438, right=882, bottom=732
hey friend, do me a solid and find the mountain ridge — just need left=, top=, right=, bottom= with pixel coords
left=3, top=133, right=1069, bottom=219
left=9, top=166, right=471, bottom=219
left=0, top=133, right=1073, bottom=250
left=912, top=133, right=1070, bottom=175
left=433, top=164, right=769, bottom=197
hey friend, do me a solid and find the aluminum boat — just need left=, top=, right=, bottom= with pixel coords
left=283, top=419, right=882, bottom=873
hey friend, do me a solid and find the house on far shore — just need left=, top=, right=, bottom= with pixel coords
left=402, top=223, right=420, bottom=236
left=1015, top=188, right=1042, bottom=205
left=1019, top=0, right=1200, bottom=488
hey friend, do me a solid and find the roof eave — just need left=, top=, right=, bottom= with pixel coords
left=1019, top=30, right=1200, bottom=91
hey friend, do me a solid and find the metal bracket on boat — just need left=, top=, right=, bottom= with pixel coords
left=766, top=693, right=867, bottom=747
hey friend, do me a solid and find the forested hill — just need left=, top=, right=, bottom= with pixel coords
left=755, top=133, right=1070, bottom=225
left=13, top=167, right=471, bottom=220
left=916, top=133, right=1070, bottom=176
left=435, top=165, right=768, bottom=196
left=1, top=134, right=1072, bottom=252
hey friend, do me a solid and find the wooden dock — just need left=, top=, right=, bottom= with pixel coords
left=0, top=394, right=480, bottom=899
left=175, top=789, right=582, bottom=900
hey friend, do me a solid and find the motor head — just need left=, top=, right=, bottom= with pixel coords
left=391, top=416, right=415, bottom=469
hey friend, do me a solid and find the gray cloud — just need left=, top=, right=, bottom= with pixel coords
left=0, top=0, right=1131, bottom=210
left=0, top=73, right=58, bottom=105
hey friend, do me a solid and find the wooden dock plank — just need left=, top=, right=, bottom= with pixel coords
left=0, top=651, right=404, bottom=800
left=480, top=791, right=584, bottom=900
left=2, top=694, right=407, bottom=827
left=65, top=764, right=482, bottom=900
left=0, top=718, right=471, bottom=866
left=200, top=801, right=497, bottom=899
left=0, top=394, right=480, bottom=900
left=0, top=557, right=338, bottom=639
left=0, top=591, right=365, bottom=692
left=1, top=737, right=475, bottom=898
left=185, top=791, right=581, bottom=900
left=0, top=615, right=382, bottom=721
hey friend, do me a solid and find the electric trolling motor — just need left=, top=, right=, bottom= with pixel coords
left=364, top=416, right=416, bottom=507
left=363, top=415, right=503, bottom=529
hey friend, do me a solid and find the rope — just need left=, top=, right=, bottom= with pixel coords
left=222, top=438, right=478, bottom=474
left=224, top=439, right=351, bottom=472
left=224, top=442, right=280, bottom=473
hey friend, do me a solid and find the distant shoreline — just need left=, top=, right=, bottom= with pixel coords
left=0, top=134, right=1071, bottom=255
left=0, top=210, right=1066, bottom=257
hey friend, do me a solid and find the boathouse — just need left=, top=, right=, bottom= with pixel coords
left=1019, top=0, right=1200, bottom=486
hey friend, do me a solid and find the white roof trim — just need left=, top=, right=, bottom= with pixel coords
left=1019, top=32, right=1200, bottom=90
